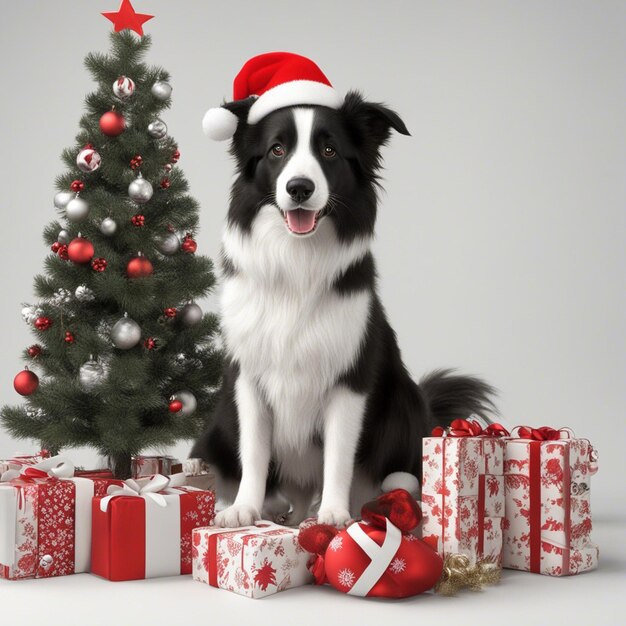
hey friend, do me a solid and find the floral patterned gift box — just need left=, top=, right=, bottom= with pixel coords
left=421, top=419, right=508, bottom=565
left=192, top=521, right=313, bottom=598
left=502, top=426, right=598, bottom=576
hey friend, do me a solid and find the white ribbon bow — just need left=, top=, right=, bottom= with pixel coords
left=20, top=454, right=76, bottom=479
left=100, top=472, right=188, bottom=511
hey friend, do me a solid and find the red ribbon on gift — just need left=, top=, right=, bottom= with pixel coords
left=432, top=419, right=509, bottom=438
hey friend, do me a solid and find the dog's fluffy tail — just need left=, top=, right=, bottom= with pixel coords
left=419, top=368, right=497, bottom=427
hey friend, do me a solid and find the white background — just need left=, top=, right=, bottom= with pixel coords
left=0, top=1, right=624, bottom=623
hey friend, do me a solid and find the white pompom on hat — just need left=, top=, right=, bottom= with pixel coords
left=381, top=472, right=420, bottom=496
left=203, top=51, right=342, bottom=141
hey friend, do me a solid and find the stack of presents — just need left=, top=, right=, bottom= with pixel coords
left=0, top=421, right=598, bottom=599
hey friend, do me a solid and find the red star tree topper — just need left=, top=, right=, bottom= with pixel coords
left=102, top=0, right=154, bottom=36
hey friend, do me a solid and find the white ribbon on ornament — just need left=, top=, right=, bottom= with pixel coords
left=345, top=518, right=402, bottom=597
left=99, top=472, right=192, bottom=578
left=0, top=455, right=96, bottom=573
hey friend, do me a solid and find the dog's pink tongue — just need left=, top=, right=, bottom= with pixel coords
left=286, top=208, right=316, bottom=234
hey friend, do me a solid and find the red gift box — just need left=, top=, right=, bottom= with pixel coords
left=91, top=473, right=215, bottom=581
left=0, top=455, right=120, bottom=580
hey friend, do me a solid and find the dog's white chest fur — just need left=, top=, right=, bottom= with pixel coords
left=221, top=206, right=371, bottom=466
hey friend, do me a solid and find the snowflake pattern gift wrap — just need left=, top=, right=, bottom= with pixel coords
left=91, top=473, right=214, bottom=581
left=192, top=521, right=313, bottom=598
left=421, top=420, right=508, bottom=565
left=502, top=427, right=598, bottom=576
left=0, top=455, right=120, bottom=580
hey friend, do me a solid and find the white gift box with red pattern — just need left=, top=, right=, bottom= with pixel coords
left=421, top=426, right=506, bottom=565
left=192, top=521, right=313, bottom=598
left=502, top=430, right=598, bottom=576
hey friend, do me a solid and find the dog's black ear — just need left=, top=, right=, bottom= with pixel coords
left=341, top=91, right=410, bottom=151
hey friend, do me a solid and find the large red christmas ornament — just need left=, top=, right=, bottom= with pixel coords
left=99, top=110, right=126, bottom=137
left=70, top=180, right=85, bottom=192
left=163, top=307, right=177, bottom=318
left=14, top=367, right=39, bottom=396
left=168, top=399, right=183, bottom=413
left=91, top=257, right=108, bottom=272
left=27, top=345, right=42, bottom=358
left=126, top=254, right=153, bottom=278
left=102, top=0, right=154, bottom=36
left=68, top=236, right=95, bottom=264
left=299, top=490, right=443, bottom=599
left=181, top=234, right=197, bottom=254
left=131, top=214, right=145, bottom=227
left=34, top=316, right=52, bottom=331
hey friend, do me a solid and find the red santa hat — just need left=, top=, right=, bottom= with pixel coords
left=203, top=52, right=343, bottom=141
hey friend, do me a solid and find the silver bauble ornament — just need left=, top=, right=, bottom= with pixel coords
left=21, top=305, right=42, bottom=324
left=147, top=118, right=168, bottom=139
left=113, top=76, right=135, bottom=100
left=65, top=197, right=90, bottom=221
left=128, top=174, right=154, bottom=204
left=57, top=229, right=71, bottom=244
left=111, top=314, right=141, bottom=350
left=171, top=390, right=197, bottom=417
left=54, top=191, right=73, bottom=210
left=156, top=232, right=180, bottom=255
left=151, top=81, right=172, bottom=101
left=79, top=357, right=105, bottom=391
left=100, top=217, right=117, bottom=236
left=76, top=147, right=101, bottom=173
left=180, top=302, right=203, bottom=327
left=75, top=285, right=95, bottom=302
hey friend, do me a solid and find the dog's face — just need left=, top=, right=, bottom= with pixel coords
left=226, top=92, right=409, bottom=242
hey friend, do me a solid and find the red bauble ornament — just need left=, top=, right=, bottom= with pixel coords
left=64, top=331, right=75, bottom=344
left=34, top=316, right=52, bottom=331
left=27, top=344, right=42, bottom=358
left=130, top=155, right=143, bottom=170
left=131, top=214, right=145, bottom=227
left=68, top=236, right=95, bottom=264
left=168, top=399, right=183, bottom=413
left=163, top=307, right=177, bottom=318
left=14, top=367, right=39, bottom=396
left=171, top=149, right=180, bottom=163
left=70, top=180, right=85, bottom=192
left=144, top=337, right=157, bottom=350
left=91, top=257, right=108, bottom=272
left=126, top=254, right=153, bottom=278
left=58, top=245, right=69, bottom=260
left=99, top=110, right=126, bottom=137
left=51, top=242, right=61, bottom=253
left=160, top=178, right=170, bottom=189
left=181, top=235, right=197, bottom=254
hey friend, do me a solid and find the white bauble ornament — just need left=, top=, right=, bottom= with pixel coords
left=100, top=217, right=117, bottom=236
left=128, top=174, right=153, bottom=204
left=171, top=390, right=197, bottom=417
left=66, top=197, right=90, bottom=221
left=54, top=191, right=73, bottom=210
left=75, top=285, right=95, bottom=302
left=57, top=229, right=71, bottom=244
left=76, top=147, right=101, bottom=173
left=151, top=81, right=172, bottom=101
left=111, top=313, right=141, bottom=350
left=113, top=76, right=135, bottom=100
left=155, top=232, right=180, bottom=255
left=180, top=302, right=203, bottom=327
left=79, top=358, right=105, bottom=391
left=147, top=118, right=168, bottom=139
left=21, top=304, right=42, bottom=324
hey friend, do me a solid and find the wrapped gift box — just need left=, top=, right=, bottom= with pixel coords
left=0, top=456, right=119, bottom=580
left=131, top=455, right=182, bottom=479
left=503, top=429, right=598, bottom=576
left=91, top=474, right=215, bottom=581
left=0, top=451, right=50, bottom=477
left=421, top=422, right=506, bottom=565
left=184, top=472, right=216, bottom=491
left=193, top=522, right=313, bottom=598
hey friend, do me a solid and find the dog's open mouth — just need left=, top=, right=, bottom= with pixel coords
left=284, top=208, right=321, bottom=235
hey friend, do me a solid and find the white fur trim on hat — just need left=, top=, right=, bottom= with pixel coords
left=248, top=79, right=343, bottom=125
left=202, top=106, right=239, bottom=141
left=381, top=472, right=420, bottom=496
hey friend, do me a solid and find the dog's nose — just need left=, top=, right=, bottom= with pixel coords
left=286, top=177, right=315, bottom=203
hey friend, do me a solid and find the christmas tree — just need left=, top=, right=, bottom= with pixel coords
left=1, top=22, right=221, bottom=478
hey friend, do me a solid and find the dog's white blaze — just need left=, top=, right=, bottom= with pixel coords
left=276, top=108, right=329, bottom=212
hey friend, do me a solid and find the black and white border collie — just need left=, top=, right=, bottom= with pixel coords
left=190, top=92, right=495, bottom=527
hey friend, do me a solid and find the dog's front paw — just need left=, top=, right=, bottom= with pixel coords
left=317, top=506, right=352, bottom=527
left=183, top=458, right=204, bottom=476
left=214, top=503, right=260, bottom=528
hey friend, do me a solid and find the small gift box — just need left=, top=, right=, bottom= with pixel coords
left=502, top=426, right=598, bottom=576
left=91, top=474, right=215, bottom=581
left=131, top=455, right=182, bottom=478
left=0, top=450, right=50, bottom=478
left=192, top=521, right=313, bottom=598
left=421, top=420, right=508, bottom=565
left=0, top=455, right=120, bottom=580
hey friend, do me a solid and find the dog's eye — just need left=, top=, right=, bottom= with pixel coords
left=271, top=144, right=285, bottom=157
left=323, top=145, right=336, bottom=158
